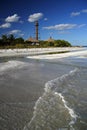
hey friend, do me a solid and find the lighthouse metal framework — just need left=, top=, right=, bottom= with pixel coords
left=35, top=21, right=39, bottom=41
left=27, top=21, right=39, bottom=44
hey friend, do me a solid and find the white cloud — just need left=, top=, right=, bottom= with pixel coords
left=28, top=13, right=43, bottom=22
left=78, top=24, right=86, bottom=28
left=19, top=33, right=24, bottom=36
left=5, top=14, right=20, bottom=22
left=44, top=18, right=48, bottom=21
left=0, top=23, right=11, bottom=29
left=71, top=9, right=87, bottom=17
left=43, top=24, right=77, bottom=30
left=8, top=30, right=24, bottom=37
left=82, top=9, right=87, bottom=13
left=58, top=30, right=70, bottom=34
left=19, top=20, right=24, bottom=24
left=8, top=30, right=21, bottom=34
left=71, top=12, right=80, bottom=17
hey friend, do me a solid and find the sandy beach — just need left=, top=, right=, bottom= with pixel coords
left=27, top=48, right=87, bottom=60
left=0, top=47, right=83, bottom=57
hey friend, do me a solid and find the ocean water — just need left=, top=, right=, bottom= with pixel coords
left=0, top=49, right=87, bottom=130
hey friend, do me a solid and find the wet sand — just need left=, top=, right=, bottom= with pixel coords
left=0, top=47, right=83, bottom=57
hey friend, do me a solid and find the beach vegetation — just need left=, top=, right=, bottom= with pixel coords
left=54, top=40, right=71, bottom=47
left=0, top=34, right=72, bottom=49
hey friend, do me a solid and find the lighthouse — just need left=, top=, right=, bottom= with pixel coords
left=27, top=21, right=39, bottom=44
left=35, top=21, right=39, bottom=41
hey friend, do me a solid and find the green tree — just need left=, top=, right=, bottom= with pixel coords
left=39, top=41, right=48, bottom=47
left=15, top=37, right=24, bottom=44
left=0, top=39, right=3, bottom=47
left=8, top=34, right=15, bottom=45
left=47, top=42, right=54, bottom=46
left=1, top=35, right=8, bottom=42
left=1, top=34, right=9, bottom=46
left=54, top=40, right=71, bottom=47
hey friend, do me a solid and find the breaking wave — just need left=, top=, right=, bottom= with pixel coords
left=0, top=60, right=27, bottom=73
left=24, top=68, right=79, bottom=130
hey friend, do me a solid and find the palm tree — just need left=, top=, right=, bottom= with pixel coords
left=2, top=34, right=8, bottom=43
left=1, top=34, right=9, bottom=46
left=8, top=34, right=15, bottom=45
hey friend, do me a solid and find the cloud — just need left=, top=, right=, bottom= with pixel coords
left=44, top=18, right=48, bottom=21
left=0, top=23, right=11, bottom=29
left=43, top=24, right=77, bottom=30
left=19, top=33, right=24, bottom=36
left=19, top=20, right=24, bottom=24
left=8, top=30, right=21, bottom=34
left=58, top=30, right=70, bottom=34
left=71, top=9, right=87, bottom=17
left=5, top=14, right=20, bottom=22
left=78, top=24, right=86, bottom=28
left=71, top=12, right=80, bottom=17
left=82, top=9, right=87, bottom=13
left=8, top=29, right=24, bottom=37
left=28, top=13, right=43, bottom=22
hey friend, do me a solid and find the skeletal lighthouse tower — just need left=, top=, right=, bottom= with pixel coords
left=35, top=21, right=39, bottom=41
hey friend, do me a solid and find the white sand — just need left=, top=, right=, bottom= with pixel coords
left=27, top=47, right=87, bottom=59
left=0, top=47, right=84, bottom=58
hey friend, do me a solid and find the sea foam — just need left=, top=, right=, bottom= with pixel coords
left=24, top=68, right=79, bottom=130
left=0, top=60, right=27, bottom=73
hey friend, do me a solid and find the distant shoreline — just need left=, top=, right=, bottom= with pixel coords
left=0, top=47, right=84, bottom=58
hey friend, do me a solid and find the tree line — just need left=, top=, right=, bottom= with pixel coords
left=0, top=34, right=72, bottom=49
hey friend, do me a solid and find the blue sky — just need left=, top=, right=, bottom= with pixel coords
left=0, top=0, right=87, bottom=46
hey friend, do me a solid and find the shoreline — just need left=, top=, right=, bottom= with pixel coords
left=0, top=47, right=84, bottom=58
left=0, top=47, right=87, bottom=130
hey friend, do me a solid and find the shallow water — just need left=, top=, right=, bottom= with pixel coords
left=0, top=50, right=87, bottom=130
left=24, top=68, right=87, bottom=130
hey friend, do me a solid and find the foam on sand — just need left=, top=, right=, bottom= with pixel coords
left=23, top=68, right=79, bottom=130
left=0, top=60, right=28, bottom=73
left=27, top=49, right=87, bottom=60
left=0, top=47, right=84, bottom=57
